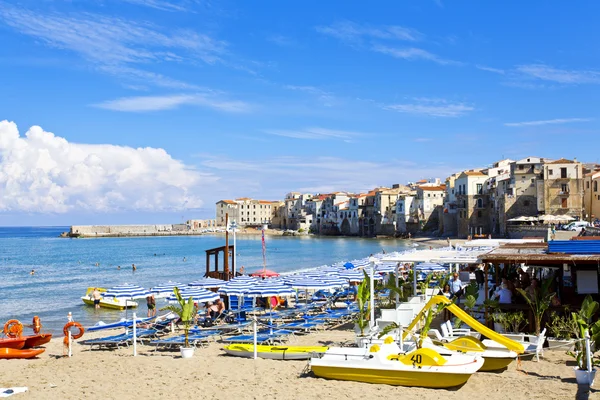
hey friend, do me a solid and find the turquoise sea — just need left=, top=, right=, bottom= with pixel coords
left=0, top=227, right=412, bottom=333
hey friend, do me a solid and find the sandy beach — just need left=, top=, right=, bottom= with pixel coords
left=0, top=327, right=591, bottom=400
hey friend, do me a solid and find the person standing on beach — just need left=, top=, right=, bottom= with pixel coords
left=146, top=293, right=156, bottom=317
left=92, top=288, right=102, bottom=310
left=449, top=273, right=463, bottom=304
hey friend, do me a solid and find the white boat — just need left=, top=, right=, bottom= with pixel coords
left=310, top=336, right=484, bottom=388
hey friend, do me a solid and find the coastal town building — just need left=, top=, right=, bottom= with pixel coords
left=455, top=170, right=490, bottom=238
left=584, top=170, right=600, bottom=221
left=542, top=159, right=584, bottom=218
left=216, top=198, right=277, bottom=227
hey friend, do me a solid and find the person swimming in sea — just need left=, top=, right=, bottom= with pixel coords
left=132, top=263, right=137, bottom=272
left=30, top=269, right=35, bottom=275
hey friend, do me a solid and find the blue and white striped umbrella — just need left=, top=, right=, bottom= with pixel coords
left=151, top=281, right=183, bottom=298
left=376, top=263, right=399, bottom=273
left=285, top=278, right=337, bottom=290
left=104, top=284, right=151, bottom=299
left=218, top=281, right=254, bottom=296
left=167, top=288, right=219, bottom=304
left=188, top=277, right=226, bottom=289
left=245, top=282, right=295, bottom=298
left=230, top=276, right=258, bottom=282
left=415, top=262, right=447, bottom=272
left=337, top=270, right=383, bottom=282
left=318, top=277, right=350, bottom=288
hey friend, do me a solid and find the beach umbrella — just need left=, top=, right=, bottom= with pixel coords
left=249, top=269, right=280, bottom=278
left=414, top=262, right=447, bottom=273
left=188, top=277, right=225, bottom=289
left=166, top=287, right=219, bottom=304
left=245, top=282, right=295, bottom=333
left=318, top=276, right=349, bottom=288
left=104, top=284, right=151, bottom=299
left=103, top=284, right=152, bottom=319
left=218, top=280, right=255, bottom=309
left=343, top=262, right=355, bottom=269
left=151, top=281, right=183, bottom=298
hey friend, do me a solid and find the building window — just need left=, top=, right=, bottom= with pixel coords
left=561, top=168, right=567, bottom=178
left=595, top=181, right=598, bottom=192
left=477, top=198, right=483, bottom=208
left=428, top=193, right=431, bottom=197
left=519, top=164, right=524, bottom=170
left=587, top=181, right=590, bottom=189
left=531, top=178, right=535, bottom=183
left=548, top=169, right=553, bottom=176
left=561, top=184, right=568, bottom=193
left=476, top=184, right=483, bottom=194
left=561, top=198, right=568, bottom=208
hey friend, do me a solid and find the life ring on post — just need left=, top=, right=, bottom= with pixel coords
left=32, top=316, right=42, bottom=334
left=4, top=319, right=23, bottom=338
left=63, top=321, right=84, bottom=345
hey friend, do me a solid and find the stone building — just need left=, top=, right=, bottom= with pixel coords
left=215, top=198, right=277, bottom=227
left=584, top=170, right=600, bottom=221
left=455, top=170, right=490, bottom=238
left=542, top=159, right=584, bottom=218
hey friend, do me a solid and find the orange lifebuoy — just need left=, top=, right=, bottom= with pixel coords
left=4, top=319, right=23, bottom=338
left=32, top=316, right=42, bottom=334
left=63, top=321, right=84, bottom=340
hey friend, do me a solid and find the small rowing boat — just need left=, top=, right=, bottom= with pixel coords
left=223, top=344, right=328, bottom=360
left=22, top=334, right=53, bottom=349
left=0, top=348, right=44, bottom=359
left=0, top=337, right=26, bottom=350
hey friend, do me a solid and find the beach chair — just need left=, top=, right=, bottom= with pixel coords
left=277, top=321, right=320, bottom=333
left=222, top=330, right=290, bottom=345
left=523, top=328, right=546, bottom=362
left=443, top=320, right=481, bottom=339
left=150, top=332, right=220, bottom=351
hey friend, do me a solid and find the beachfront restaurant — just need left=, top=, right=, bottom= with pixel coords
left=480, top=240, right=600, bottom=331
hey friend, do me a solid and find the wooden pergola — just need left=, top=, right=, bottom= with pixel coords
left=205, top=245, right=235, bottom=281
left=480, top=243, right=600, bottom=330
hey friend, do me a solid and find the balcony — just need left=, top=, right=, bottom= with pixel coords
left=558, top=190, right=570, bottom=196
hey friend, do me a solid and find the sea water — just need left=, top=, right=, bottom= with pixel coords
left=0, top=227, right=411, bottom=333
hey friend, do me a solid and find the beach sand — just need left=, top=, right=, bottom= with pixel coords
left=0, top=328, right=591, bottom=400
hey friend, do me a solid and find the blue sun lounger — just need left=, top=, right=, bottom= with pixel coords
left=79, top=329, right=158, bottom=350
left=150, top=332, right=221, bottom=350
left=222, top=329, right=293, bottom=344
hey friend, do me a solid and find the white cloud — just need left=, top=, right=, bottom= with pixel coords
left=413, top=137, right=433, bottom=142
left=93, top=93, right=251, bottom=112
left=119, top=0, right=200, bottom=12
left=0, top=120, right=211, bottom=213
left=383, top=98, right=474, bottom=117
left=283, top=85, right=336, bottom=106
left=515, top=64, right=600, bottom=84
left=197, top=155, right=460, bottom=198
left=316, top=21, right=423, bottom=43
left=0, top=3, right=226, bottom=88
left=476, top=64, right=505, bottom=75
left=372, top=45, right=460, bottom=66
left=263, top=127, right=362, bottom=140
left=504, top=118, right=593, bottom=127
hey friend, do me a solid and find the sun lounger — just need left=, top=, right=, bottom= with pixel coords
left=150, top=332, right=221, bottom=350
left=222, top=331, right=290, bottom=345
left=277, top=322, right=320, bottom=333
left=79, top=329, right=158, bottom=350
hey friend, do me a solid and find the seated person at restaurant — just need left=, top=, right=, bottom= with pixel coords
left=525, top=278, right=539, bottom=299
left=493, top=283, right=513, bottom=304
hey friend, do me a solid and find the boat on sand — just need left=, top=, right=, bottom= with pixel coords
left=224, top=344, right=328, bottom=360
left=0, top=348, right=44, bottom=359
left=22, top=334, right=53, bottom=349
left=310, top=336, right=483, bottom=388
left=0, top=337, right=26, bottom=350
left=81, top=287, right=138, bottom=310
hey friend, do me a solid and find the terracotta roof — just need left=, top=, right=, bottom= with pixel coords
left=418, top=185, right=447, bottom=191
left=258, top=200, right=275, bottom=204
left=218, top=200, right=237, bottom=204
left=416, top=179, right=428, bottom=183
left=547, top=158, right=576, bottom=165
left=463, top=170, right=486, bottom=176
left=235, top=197, right=252, bottom=200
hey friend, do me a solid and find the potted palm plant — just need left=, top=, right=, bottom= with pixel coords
left=353, top=273, right=371, bottom=346
left=547, top=311, right=577, bottom=351
left=161, top=287, right=198, bottom=358
left=569, top=313, right=600, bottom=385
left=516, top=278, right=555, bottom=336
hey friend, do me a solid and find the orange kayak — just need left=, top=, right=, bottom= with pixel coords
left=0, top=348, right=44, bottom=359
left=23, top=334, right=53, bottom=348
left=0, top=338, right=25, bottom=350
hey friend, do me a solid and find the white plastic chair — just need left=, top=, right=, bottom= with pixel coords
left=444, top=320, right=481, bottom=339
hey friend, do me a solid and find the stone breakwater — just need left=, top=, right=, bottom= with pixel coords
left=68, top=224, right=197, bottom=238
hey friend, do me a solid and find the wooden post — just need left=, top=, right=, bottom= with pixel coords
left=484, top=263, right=489, bottom=325
left=224, top=213, right=230, bottom=281
left=205, top=252, right=210, bottom=277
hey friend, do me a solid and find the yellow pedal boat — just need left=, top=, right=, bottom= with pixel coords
left=310, top=337, right=484, bottom=388
left=224, top=344, right=328, bottom=360
left=81, top=287, right=139, bottom=310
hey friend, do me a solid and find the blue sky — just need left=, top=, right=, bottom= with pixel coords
left=0, top=0, right=599, bottom=225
